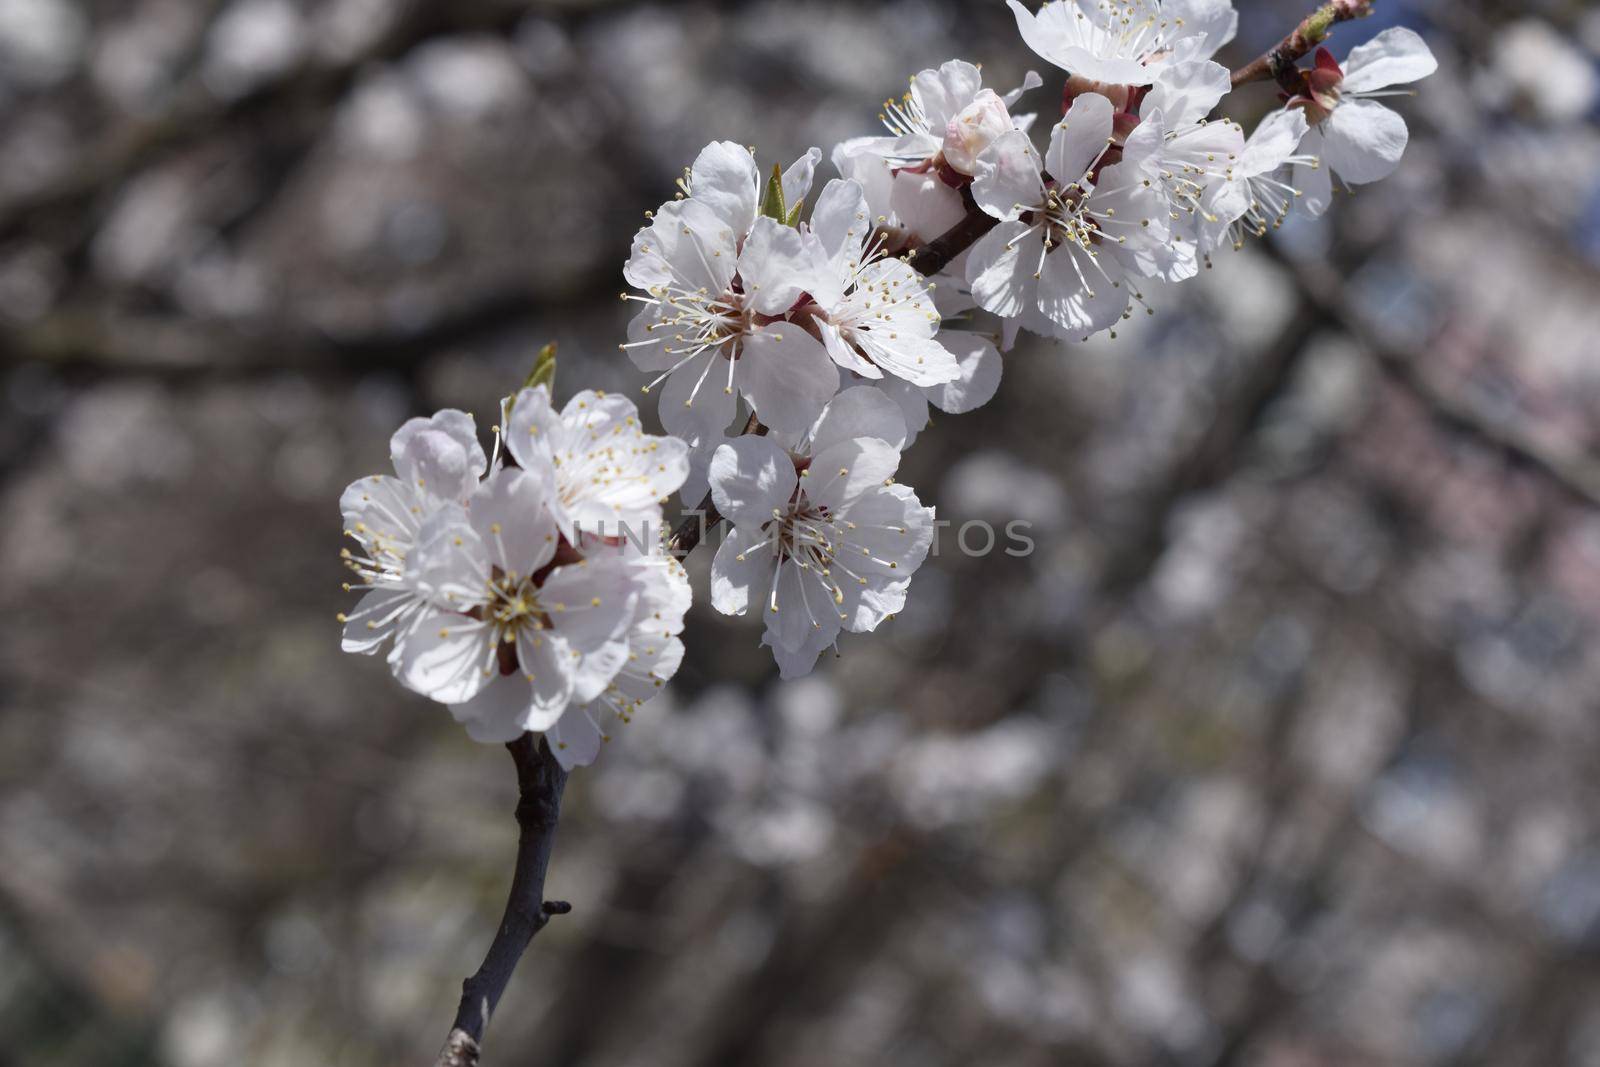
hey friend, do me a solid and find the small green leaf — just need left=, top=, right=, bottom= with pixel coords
left=524, top=342, right=558, bottom=392
left=759, top=163, right=787, bottom=223
left=786, top=199, right=805, bottom=227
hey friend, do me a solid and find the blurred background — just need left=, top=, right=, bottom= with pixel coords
left=2, top=0, right=1599, bottom=1064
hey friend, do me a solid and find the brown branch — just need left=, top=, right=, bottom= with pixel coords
left=433, top=734, right=570, bottom=1067
left=1229, top=0, right=1376, bottom=89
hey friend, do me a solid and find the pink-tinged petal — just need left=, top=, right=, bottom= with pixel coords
left=1322, top=98, right=1408, bottom=185
left=806, top=437, right=901, bottom=513
left=689, top=140, right=760, bottom=237
left=391, top=611, right=495, bottom=704
left=924, top=332, right=1002, bottom=415
left=1046, top=92, right=1115, bottom=183
left=972, top=129, right=1043, bottom=222
left=710, top=523, right=778, bottom=616
left=809, top=385, right=908, bottom=454
left=966, top=220, right=1037, bottom=319
left=469, top=467, right=558, bottom=578
left=450, top=675, right=535, bottom=744
left=709, top=435, right=798, bottom=527
left=737, top=325, right=838, bottom=434
left=1340, top=27, right=1437, bottom=94
left=912, top=59, right=984, bottom=129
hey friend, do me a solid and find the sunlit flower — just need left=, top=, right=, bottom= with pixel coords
left=709, top=388, right=935, bottom=678
left=1009, top=0, right=1238, bottom=86
left=338, top=410, right=486, bottom=655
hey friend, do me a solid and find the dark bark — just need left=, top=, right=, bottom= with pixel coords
left=433, top=734, right=570, bottom=1067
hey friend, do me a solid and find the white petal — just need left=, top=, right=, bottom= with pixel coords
left=924, top=332, right=1002, bottom=415
left=807, top=178, right=870, bottom=279
left=737, top=325, right=839, bottom=434
left=710, top=523, right=778, bottom=615
left=782, top=146, right=823, bottom=207
left=1340, top=26, right=1438, bottom=94
left=658, top=350, right=739, bottom=448
left=1240, top=108, right=1309, bottom=176
left=1294, top=129, right=1333, bottom=216
left=1038, top=243, right=1128, bottom=336
left=689, top=140, right=760, bottom=237
left=1322, top=98, right=1408, bottom=185
left=392, top=611, right=495, bottom=704
left=806, top=437, right=901, bottom=513
left=470, top=467, right=558, bottom=577
left=451, top=676, right=535, bottom=744
left=972, top=129, right=1044, bottom=222
left=502, top=385, right=560, bottom=476
left=762, top=629, right=828, bottom=680
left=1141, top=60, right=1231, bottom=127
left=888, top=169, right=967, bottom=243
left=820, top=318, right=881, bottom=379
left=965, top=220, right=1037, bottom=319
left=767, top=559, right=842, bottom=653
left=390, top=409, right=486, bottom=505
left=1046, top=91, right=1115, bottom=183
left=571, top=638, right=630, bottom=703
left=546, top=707, right=603, bottom=769
left=341, top=588, right=415, bottom=654
left=1165, top=0, right=1239, bottom=54
left=739, top=216, right=814, bottom=316
left=540, top=554, right=640, bottom=653
left=708, top=434, right=798, bottom=526
left=913, top=59, right=984, bottom=129
left=874, top=377, right=931, bottom=449
left=515, top=629, right=576, bottom=727
left=809, top=385, right=909, bottom=454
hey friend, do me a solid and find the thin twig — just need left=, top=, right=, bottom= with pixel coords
left=433, top=734, right=570, bottom=1067
left=1229, top=0, right=1376, bottom=89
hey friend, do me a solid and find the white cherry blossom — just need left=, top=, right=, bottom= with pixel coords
left=1285, top=28, right=1437, bottom=215
left=709, top=388, right=935, bottom=678
left=503, top=384, right=688, bottom=542
left=800, top=178, right=962, bottom=388
left=1199, top=108, right=1313, bottom=256
left=1009, top=0, right=1238, bottom=86
left=966, top=92, right=1170, bottom=340
left=622, top=196, right=839, bottom=444
left=338, top=409, right=486, bottom=656
left=392, top=465, right=642, bottom=737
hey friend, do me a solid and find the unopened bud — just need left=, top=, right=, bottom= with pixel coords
left=942, top=89, right=1013, bottom=176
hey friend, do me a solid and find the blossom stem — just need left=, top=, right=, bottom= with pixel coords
left=433, top=733, right=570, bottom=1067
left=1229, top=0, right=1376, bottom=89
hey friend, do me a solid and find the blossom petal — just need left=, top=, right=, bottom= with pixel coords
left=761, top=629, right=830, bottom=680
left=737, top=325, right=838, bottom=434
left=392, top=611, right=495, bottom=704
left=1322, top=98, right=1408, bottom=184
left=708, top=434, right=798, bottom=527
left=1340, top=26, right=1437, bottom=94
left=1047, top=91, right=1115, bottom=183
left=659, top=350, right=739, bottom=448
left=806, top=437, right=901, bottom=513
left=973, top=129, right=1043, bottom=221
left=710, top=523, right=778, bottom=615
left=1141, top=60, right=1231, bottom=126
left=515, top=629, right=576, bottom=727
left=540, top=554, right=640, bottom=653
left=1038, top=242, right=1128, bottom=336
left=913, top=59, right=984, bottom=129
left=450, top=676, right=535, bottom=744
left=689, top=140, right=760, bottom=237
left=740, top=216, right=814, bottom=316
left=390, top=409, right=486, bottom=506
left=341, top=588, right=415, bottom=654
left=924, top=332, right=1002, bottom=415
left=809, top=385, right=909, bottom=454
left=469, top=467, right=558, bottom=578
left=547, top=707, right=603, bottom=768
left=781, top=146, right=823, bottom=209
left=966, top=220, right=1038, bottom=319
left=1294, top=129, right=1333, bottom=216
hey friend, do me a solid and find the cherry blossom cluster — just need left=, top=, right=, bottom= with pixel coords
left=337, top=388, right=691, bottom=767
left=341, top=0, right=1437, bottom=756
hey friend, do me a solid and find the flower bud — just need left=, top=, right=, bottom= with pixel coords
left=942, top=89, right=1013, bottom=176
